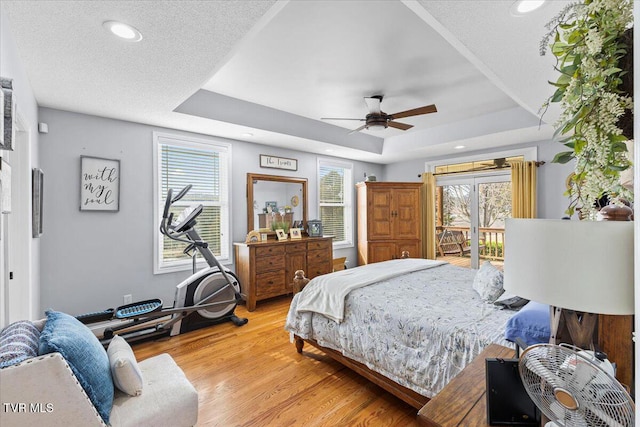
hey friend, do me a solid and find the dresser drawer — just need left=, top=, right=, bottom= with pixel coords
left=255, top=271, right=286, bottom=297
left=307, top=249, right=329, bottom=264
left=286, top=242, right=307, bottom=253
left=308, top=239, right=331, bottom=251
left=255, top=245, right=285, bottom=257
left=256, top=255, right=285, bottom=272
left=306, top=262, right=330, bottom=279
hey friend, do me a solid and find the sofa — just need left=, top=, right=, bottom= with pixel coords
left=0, top=312, right=198, bottom=427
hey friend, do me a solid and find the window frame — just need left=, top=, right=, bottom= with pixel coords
left=152, top=131, right=232, bottom=274
left=317, top=158, right=354, bottom=249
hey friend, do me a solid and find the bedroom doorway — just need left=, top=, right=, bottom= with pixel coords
left=435, top=174, right=511, bottom=269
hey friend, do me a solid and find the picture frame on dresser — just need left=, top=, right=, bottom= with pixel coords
left=290, top=228, right=302, bottom=239
left=276, top=229, right=287, bottom=241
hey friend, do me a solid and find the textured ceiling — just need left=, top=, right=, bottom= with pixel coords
left=1, top=0, right=571, bottom=164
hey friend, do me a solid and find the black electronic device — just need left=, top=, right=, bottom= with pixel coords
left=485, top=358, right=540, bottom=426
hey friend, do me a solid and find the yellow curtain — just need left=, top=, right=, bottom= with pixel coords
left=422, top=172, right=437, bottom=259
left=511, top=161, right=537, bottom=218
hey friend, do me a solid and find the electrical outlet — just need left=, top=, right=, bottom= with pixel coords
left=123, top=294, right=132, bottom=304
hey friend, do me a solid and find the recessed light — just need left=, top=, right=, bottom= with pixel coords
left=241, top=133, right=253, bottom=138
left=454, top=145, right=466, bottom=150
left=510, top=0, right=546, bottom=16
left=325, top=149, right=334, bottom=152
left=103, top=21, right=143, bottom=42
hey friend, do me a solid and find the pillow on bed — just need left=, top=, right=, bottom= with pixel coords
left=472, top=261, right=504, bottom=303
left=494, top=292, right=529, bottom=309
left=504, top=301, right=551, bottom=346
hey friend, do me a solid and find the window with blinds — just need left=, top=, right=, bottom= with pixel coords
left=153, top=132, right=230, bottom=273
left=318, top=159, right=353, bottom=248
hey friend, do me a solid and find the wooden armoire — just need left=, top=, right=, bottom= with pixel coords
left=356, top=181, right=422, bottom=265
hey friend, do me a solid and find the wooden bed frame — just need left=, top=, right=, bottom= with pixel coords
left=294, top=335, right=429, bottom=409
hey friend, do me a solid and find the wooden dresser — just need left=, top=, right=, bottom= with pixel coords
left=234, top=236, right=333, bottom=311
left=356, top=181, right=422, bottom=264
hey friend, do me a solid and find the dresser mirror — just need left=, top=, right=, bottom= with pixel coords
left=247, top=173, right=308, bottom=233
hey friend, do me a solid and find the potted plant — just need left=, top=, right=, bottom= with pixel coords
left=541, top=0, right=633, bottom=219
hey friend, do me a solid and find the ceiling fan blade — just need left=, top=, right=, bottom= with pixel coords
left=348, top=124, right=368, bottom=134
left=387, top=121, right=413, bottom=131
left=364, top=96, right=382, bottom=114
left=321, top=117, right=365, bottom=121
left=390, top=104, right=437, bottom=120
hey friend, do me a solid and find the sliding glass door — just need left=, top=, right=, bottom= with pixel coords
left=436, top=174, right=511, bottom=269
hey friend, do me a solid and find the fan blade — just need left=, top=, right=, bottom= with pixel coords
left=321, top=117, right=365, bottom=121
left=348, top=124, right=368, bottom=134
left=390, top=104, right=437, bottom=120
left=387, top=121, right=413, bottom=131
left=364, top=96, right=382, bottom=114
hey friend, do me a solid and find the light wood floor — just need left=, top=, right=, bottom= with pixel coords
left=133, top=297, right=421, bottom=427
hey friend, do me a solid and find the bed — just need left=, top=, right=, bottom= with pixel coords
left=284, top=258, right=515, bottom=409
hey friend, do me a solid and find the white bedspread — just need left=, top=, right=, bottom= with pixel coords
left=295, top=258, right=446, bottom=322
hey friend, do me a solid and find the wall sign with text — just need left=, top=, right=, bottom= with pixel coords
left=80, top=156, right=120, bottom=211
left=260, top=154, right=297, bottom=171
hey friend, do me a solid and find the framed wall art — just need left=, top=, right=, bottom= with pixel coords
left=260, top=154, right=297, bottom=171
left=32, top=168, right=43, bottom=238
left=80, top=156, right=120, bottom=211
left=1, top=77, right=15, bottom=151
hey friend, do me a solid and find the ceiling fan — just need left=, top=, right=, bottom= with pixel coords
left=321, top=95, right=437, bottom=133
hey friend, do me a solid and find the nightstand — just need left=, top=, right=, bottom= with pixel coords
left=417, top=344, right=515, bottom=427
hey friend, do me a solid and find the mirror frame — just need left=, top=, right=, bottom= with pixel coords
left=247, top=173, right=308, bottom=233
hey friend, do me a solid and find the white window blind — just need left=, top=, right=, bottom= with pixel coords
left=154, top=132, right=230, bottom=273
left=318, top=159, right=353, bottom=248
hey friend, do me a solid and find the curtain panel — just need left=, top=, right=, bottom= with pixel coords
left=421, top=172, right=437, bottom=259
left=511, top=161, right=537, bottom=218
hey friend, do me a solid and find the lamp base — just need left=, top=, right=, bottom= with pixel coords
left=549, top=306, right=598, bottom=350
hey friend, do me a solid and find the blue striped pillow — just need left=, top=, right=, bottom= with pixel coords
left=0, top=320, right=40, bottom=368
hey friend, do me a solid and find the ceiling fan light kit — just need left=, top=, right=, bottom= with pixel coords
left=322, top=95, right=437, bottom=133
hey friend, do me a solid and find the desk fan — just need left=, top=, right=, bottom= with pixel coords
left=519, top=344, right=634, bottom=426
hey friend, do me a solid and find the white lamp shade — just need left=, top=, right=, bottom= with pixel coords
left=504, top=219, right=634, bottom=315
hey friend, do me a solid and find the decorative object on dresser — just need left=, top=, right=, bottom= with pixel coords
left=275, top=229, right=287, bottom=241
left=245, top=230, right=261, bottom=243
left=306, top=219, right=323, bottom=237
left=290, top=228, right=302, bottom=239
left=504, top=219, right=634, bottom=388
left=234, top=236, right=332, bottom=311
left=356, top=181, right=422, bottom=264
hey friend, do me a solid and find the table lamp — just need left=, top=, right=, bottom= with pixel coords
left=503, top=219, right=634, bottom=350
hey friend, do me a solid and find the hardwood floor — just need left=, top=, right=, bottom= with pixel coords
left=133, top=297, right=421, bottom=427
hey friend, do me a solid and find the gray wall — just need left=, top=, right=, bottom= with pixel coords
left=38, top=108, right=382, bottom=315
left=383, top=140, right=575, bottom=220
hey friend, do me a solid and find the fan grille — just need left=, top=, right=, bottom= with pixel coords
left=519, top=344, right=634, bottom=427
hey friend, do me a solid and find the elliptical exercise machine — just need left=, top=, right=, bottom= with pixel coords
left=78, top=185, right=247, bottom=344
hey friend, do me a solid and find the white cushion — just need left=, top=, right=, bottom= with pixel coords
left=473, top=261, right=504, bottom=303
left=107, top=336, right=144, bottom=396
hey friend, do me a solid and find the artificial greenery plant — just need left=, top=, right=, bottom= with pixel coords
left=541, top=0, right=633, bottom=218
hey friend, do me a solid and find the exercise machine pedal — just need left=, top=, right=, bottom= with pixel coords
left=76, top=308, right=115, bottom=324
left=115, top=299, right=163, bottom=319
